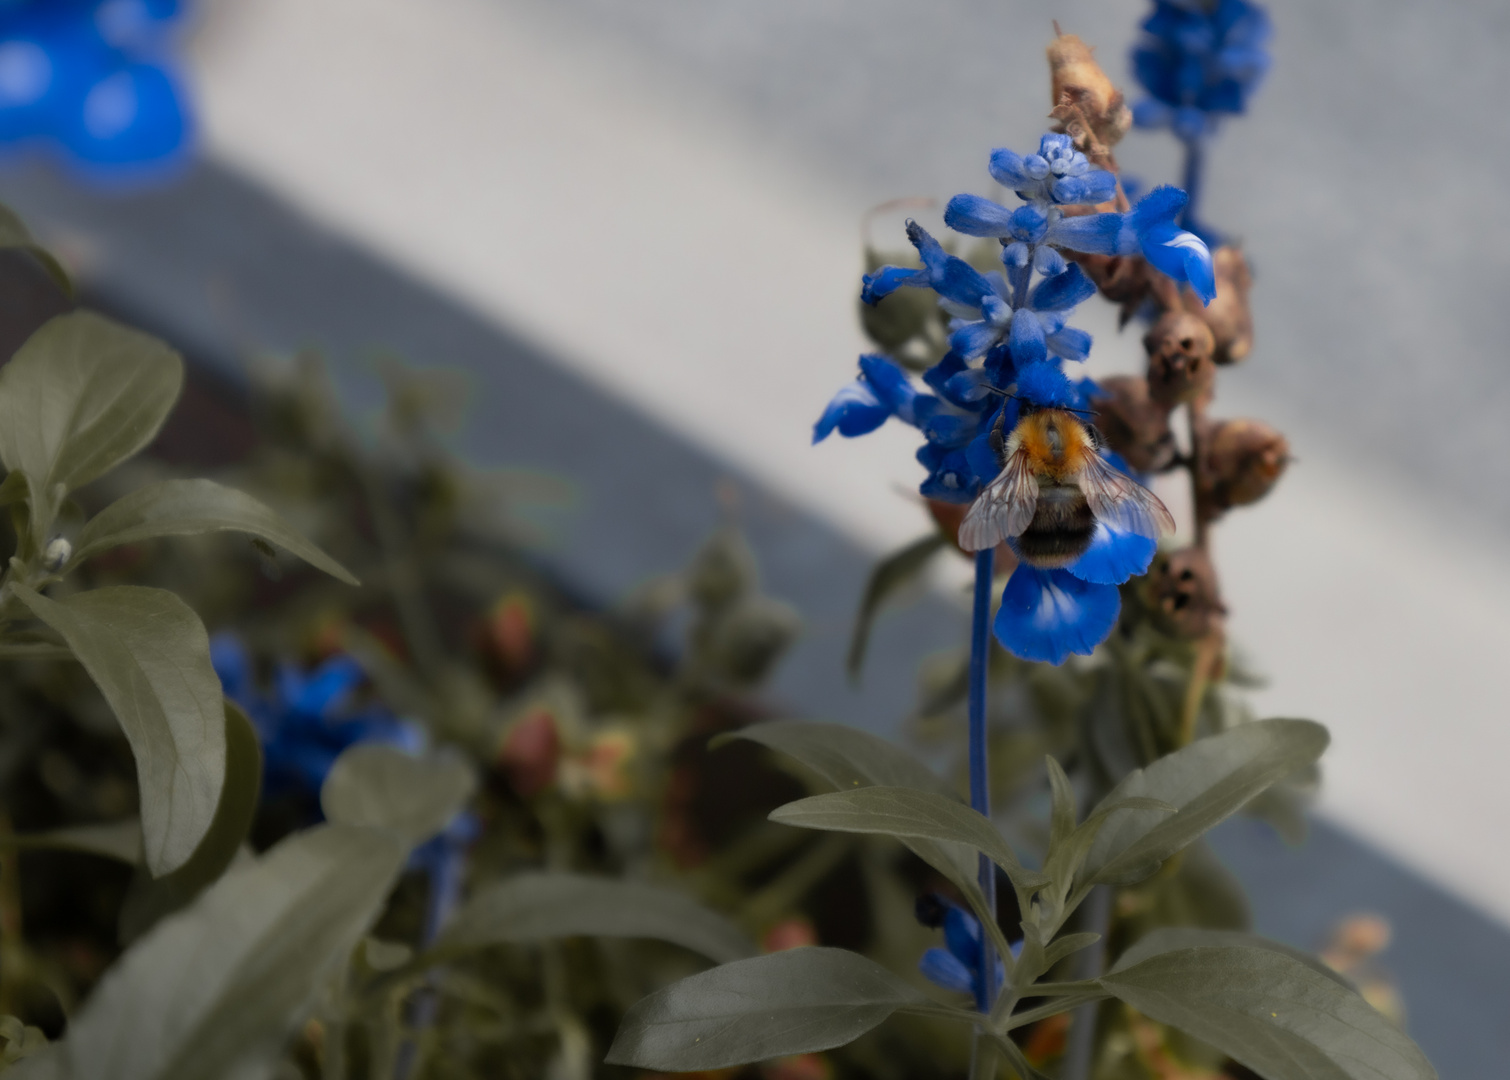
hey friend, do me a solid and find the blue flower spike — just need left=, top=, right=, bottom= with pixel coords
left=915, top=893, right=1014, bottom=1004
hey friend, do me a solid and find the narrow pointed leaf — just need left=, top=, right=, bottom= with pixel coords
left=0, top=200, right=71, bottom=294
left=1111, top=928, right=1354, bottom=990
left=437, top=871, right=754, bottom=964
left=64, top=824, right=407, bottom=1080
left=846, top=533, right=947, bottom=678
left=12, top=584, right=225, bottom=877
left=72, top=479, right=358, bottom=585
left=720, top=719, right=960, bottom=800
left=1082, top=719, right=1328, bottom=885
left=770, top=786, right=1047, bottom=890
left=321, top=744, right=476, bottom=848
left=605, top=947, right=925, bottom=1070
left=1100, top=943, right=1436, bottom=1080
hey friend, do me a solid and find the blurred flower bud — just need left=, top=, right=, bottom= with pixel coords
left=1092, top=376, right=1176, bottom=473
left=1143, top=547, right=1225, bottom=639
left=704, top=595, right=802, bottom=686
left=42, top=536, right=71, bottom=571
left=497, top=707, right=560, bottom=798
left=688, top=527, right=757, bottom=611
left=859, top=251, right=938, bottom=352
left=1144, top=310, right=1216, bottom=408
left=560, top=727, right=636, bottom=801
left=483, top=591, right=537, bottom=676
left=1204, top=418, right=1289, bottom=511
left=1184, top=245, right=1253, bottom=365
left=762, top=917, right=819, bottom=953
left=1047, top=32, right=1132, bottom=153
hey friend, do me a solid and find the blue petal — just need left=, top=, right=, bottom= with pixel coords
left=1009, top=204, right=1048, bottom=243
left=1141, top=224, right=1216, bottom=304
left=1129, top=184, right=1188, bottom=231
left=1043, top=212, right=1127, bottom=256
left=860, top=264, right=928, bottom=305
left=923, top=409, right=981, bottom=450
left=949, top=319, right=1002, bottom=362
left=1066, top=522, right=1158, bottom=585
left=291, top=655, right=366, bottom=718
left=944, top=905, right=983, bottom=967
left=60, top=62, right=193, bottom=173
left=1132, top=98, right=1173, bottom=129
left=906, top=220, right=995, bottom=308
left=1008, top=310, right=1046, bottom=367
left=1028, top=263, right=1096, bottom=312
left=1014, top=362, right=1078, bottom=409
left=988, top=146, right=1035, bottom=189
left=920, top=948, right=976, bottom=994
left=994, top=567, right=1121, bottom=664
left=210, top=633, right=252, bottom=699
left=966, top=422, right=1002, bottom=484
left=1051, top=171, right=1118, bottom=205
left=813, top=378, right=889, bottom=443
left=944, top=193, right=1015, bottom=237
left=1047, top=326, right=1092, bottom=362
left=858, top=354, right=920, bottom=421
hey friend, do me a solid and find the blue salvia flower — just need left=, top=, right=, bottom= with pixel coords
left=816, top=134, right=1186, bottom=662
left=1130, top=0, right=1272, bottom=140
left=915, top=894, right=1017, bottom=998
left=0, top=0, right=194, bottom=179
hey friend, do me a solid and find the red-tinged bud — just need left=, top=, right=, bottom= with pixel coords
left=1022, top=1012, right=1070, bottom=1067
left=1047, top=32, right=1133, bottom=158
left=1144, top=547, right=1225, bottom=639
left=1204, top=418, right=1289, bottom=510
left=1092, top=375, right=1176, bottom=473
left=761, top=1054, right=833, bottom=1080
left=1184, top=246, right=1253, bottom=365
left=497, top=708, right=560, bottom=798
left=559, top=728, right=636, bottom=801
left=762, top=917, right=819, bottom=953
left=1144, top=310, right=1216, bottom=408
left=484, top=591, right=537, bottom=676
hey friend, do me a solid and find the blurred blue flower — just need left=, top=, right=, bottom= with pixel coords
left=1131, top=0, right=1272, bottom=139
left=210, top=633, right=425, bottom=805
left=0, top=0, right=194, bottom=180
left=915, top=893, right=1015, bottom=1001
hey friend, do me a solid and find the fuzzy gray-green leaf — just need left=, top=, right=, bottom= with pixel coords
left=12, top=584, right=225, bottom=877
left=63, top=824, right=406, bottom=1080
left=1082, top=719, right=1328, bottom=885
left=0, top=200, right=70, bottom=294
left=118, top=702, right=264, bottom=942
left=72, top=478, right=358, bottom=585
left=320, top=743, right=476, bottom=848
left=1100, top=943, right=1436, bottom=1080
left=721, top=720, right=960, bottom=801
left=437, top=871, right=755, bottom=964
left=0, top=312, right=182, bottom=541
left=770, top=786, right=1047, bottom=890
left=605, top=947, right=925, bottom=1070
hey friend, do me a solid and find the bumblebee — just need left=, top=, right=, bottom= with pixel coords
left=959, top=407, right=1174, bottom=564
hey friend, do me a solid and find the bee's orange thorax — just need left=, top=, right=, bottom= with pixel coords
left=1014, top=410, right=1096, bottom=481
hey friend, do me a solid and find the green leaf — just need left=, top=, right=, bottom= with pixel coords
left=0, top=201, right=70, bottom=295
left=719, top=719, right=960, bottom=800
left=0, top=820, right=142, bottom=864
left=1045, top=756, right=1076, bottom=853
left=1082, top=719, right=1329, bottom=886
left=1042, top=931, right=1102, bottom=970
left=11, top=584, right=225, bottom=877
left=320, top=744, right=476, bottom=848
left=846, top=533, right=947, bottom=679
left=1100, top=942, right=1436, bottom=1080
left=436, top=871, right=755, bottom=964
left=118, top=702, right=264, bottom=942
left=770, top=786, right=1047, bottom=891
left=71, top=479, right=359, bottom=585
left=605, top=947, right=927, bottom=1071
left=0, top=312, right=182, bottom=543
left=62, top=824, right=406, bottom=1080
left=1112, top=928, right=1355, bottom=991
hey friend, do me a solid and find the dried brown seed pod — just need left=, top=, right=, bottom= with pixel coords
left=1092, top=375, right=1176, bottom=473
left=1182, top=245, right=1253, bottom=365
left=1203, top=418, right=1289, bottom=511
left=1047, top=31, right=1132, bottom=152
left=1144, top=547, right=1225, bottom=639
left=1144, top=310, right=1216, bottom=407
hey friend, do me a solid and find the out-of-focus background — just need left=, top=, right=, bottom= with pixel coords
left=4, top=0, right=1508, bottom=1070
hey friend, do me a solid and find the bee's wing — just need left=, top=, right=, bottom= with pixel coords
left=958, top=448, right=1037, bottom=552
left=1077, top=453, right=1176, bottom=538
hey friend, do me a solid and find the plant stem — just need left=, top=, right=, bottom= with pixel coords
left=1179, top=135, right=1206, bottom=234
left=1060, top=884, right=1113, bottom=1080
left=968, top=549, right=997, bottom=1014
